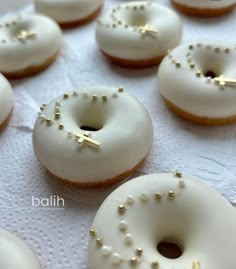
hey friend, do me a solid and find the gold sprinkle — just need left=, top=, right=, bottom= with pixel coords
left=46, top=119, right=52, bottom=126
left=168, top=191, right=175, bottom=198
left=154, top=193, right=162, bottom=200
left=175, top=62, right=181, bottom=68
left=215, top=47, right=220, bottom=53
left=118, top=86, right=124, bottom=92
left=136, top=248, right=143, bottom=256
left=63, top=94, right=69, bottom=99
left=188, top=45, right=194, bottom=50
left=174, top=171, right=182, bottom=178
left=151, top=261, right=159, bottom=268
left=224, top=48, right=230, bottom=53
left=89, top=229, right=96, bottom=237
left=196, top=71, right=201, bottom=77
left=40, top=106, right=44, bottom=111
left=96, top=238, right=102, bottom=247
left=102, top=96, right=107, bottom=102
left=130, top=257, right=138, bottom=266
left=118, top=205, right=126, bottom=214
left=58, top=124, right=64, bottom=130
left=92, top=95, right=97, bottom=101
left=55, top=112, right=60, bottom=120
left=190, top=63, right=195, bottom=69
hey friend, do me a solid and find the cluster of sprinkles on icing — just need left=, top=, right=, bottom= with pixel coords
left=0, top=16, right=38, bottom=44
left=89, top=172, right=200, bottom=268
left=167, top=44, right=236, bottom=90
left=97, top=2, right=158, bottom=38
left=38, top=87, right=125, bottom=150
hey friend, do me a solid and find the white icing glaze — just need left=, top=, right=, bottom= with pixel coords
left=35, top=0, right=104, bottom=24
left=33, top=86, right=153, bottom=184
left=88, top=173, right=236, bottom=269
left=0, top=14, right=62, bottom=73
left=158, top=42, right=236, bottom=118
left=172, top=0, right=235, bottom=9
left=0, top=229, right=41, bottom=269
left=96, top=2, right=182, bottom=61
left=0, top=74, right=13, bottom=126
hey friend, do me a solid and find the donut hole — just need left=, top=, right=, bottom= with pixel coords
left=74, top=105, right=106, bottom=133
left=80, top=125, right=101, bottom=132
left=157, top=240, right=183, bottom=259
left=204, top=70, right=217, bottom=79
left=126, top=13, right=149, bottom=27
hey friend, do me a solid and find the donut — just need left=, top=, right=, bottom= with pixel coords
left=158, top=42, right=236, bottom=125
left=0, top=228, right=41, bottom=269
left=35, top=0, right=104, bottom=27
left=0, top=14, right=62, bottom=78
left=33, top=86, right=153, bottom=187
left=0, top=74, right=13, bottom=132
left=171, top=0, right=236, bottom=17
left=88, top=172, right=236, bottom=269
left=96, top=2, right=182, bottom=68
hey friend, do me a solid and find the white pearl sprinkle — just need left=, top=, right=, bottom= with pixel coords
left=112, top=93, right=118, bottom=98
left=140, top=193, right=148, bottom=201
left=125, top=233, right=133, bottom=245
left=112, top=253, right=121, bottom=264
left=119, top=220, right=128, bottom=231
left=179, top=180, right=185, bottom=188
left=101, top=246, right=112, bottom=256
left=206, top=77, right=212, bottom=84
left=55, top=106, right=60, bottom=113
left=127, top=195, right=135, bottom=205
left=67, top=132, right=74, bottom=139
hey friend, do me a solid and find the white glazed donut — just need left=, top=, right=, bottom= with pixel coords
left=0, top=229, right=41, bottom=269
left=171, top=0, right=236, bottom=17
left=0, top=14, right=62, bottom=78
left=33, top=86, right=153, bottom=187
left=88, top=172, right=236, bottom=269
left=0, top=74, right=13, bottom=131
left=96, top=1, right=182, bottom=68
left=158, top=42, right=236, bottom=125
left=35, top=0, right=104, bottom=27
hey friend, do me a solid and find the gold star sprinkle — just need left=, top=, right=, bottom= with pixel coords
left=16, top=29, right=37, bottom=41
left=214, top=75, right=236, bottom=88
left=75, top=131, right=101, bottom=149
left=192, top=260, right=200, bottom=269
left=139, top=24, right=158, bottom=36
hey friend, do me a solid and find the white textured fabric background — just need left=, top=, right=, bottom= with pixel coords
left=0, top=1, right=236, bottom=268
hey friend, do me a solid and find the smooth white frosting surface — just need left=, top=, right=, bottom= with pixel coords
left=96, top=1, right=182, bottom=60
left=158, top=42, right=236, bottom=118
left=88, top=173, right=236, bottom=269
left=33, top=86, right=153, bottom=184
left=0, top=229, right=41, bottom=269
left=0, top=14, right=62, bottom=73
left=173, top=0, right=235, bottom=9
left=0, top=74, right=13, bottom=125
left=35, top=0, right=104, bottom=23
